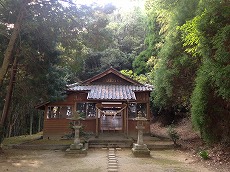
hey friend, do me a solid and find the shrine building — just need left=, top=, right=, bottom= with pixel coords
left=36, top=67, right=153, bottom=139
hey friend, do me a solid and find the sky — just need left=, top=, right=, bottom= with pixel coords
left=73, top=0, right=145, bottom=9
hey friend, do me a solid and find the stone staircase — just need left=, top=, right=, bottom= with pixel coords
left=107, top=148, right=119, bottom=172
left=87, top=133, right=174, bottom=149
left=88, top=134, right=133, bottom=148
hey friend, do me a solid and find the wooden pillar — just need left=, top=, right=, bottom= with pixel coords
left=43, top=106, right=48, bottom=139
left=96, top=109, right=98, bottom=137
left=147, top=102, right=150, bottom=119
left=124, top=106, right=127, bottom=134
left=146, top=102, right=151, bottom=133
left=126, top=106, right=129, bottom=137
left=38, top=111, right=41, bottom=132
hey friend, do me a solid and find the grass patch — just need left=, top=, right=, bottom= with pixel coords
left=2, top=132, right=43, bottom=145
left=71, top=168, right=101, bottom=172
left=153, top=157, right=182, bottom=165
left=2, top=132, right=88, bottom=146
left=2, top=132, right=74, bottom=146
left=28, top=139, right=73, bottom=145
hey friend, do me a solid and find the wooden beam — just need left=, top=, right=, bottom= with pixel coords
left=96, top=109, right=98, bottom=137
left=126, top=105, right=129, bottom=137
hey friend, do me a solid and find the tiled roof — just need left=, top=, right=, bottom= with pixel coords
left=67, top=85, right=153, bottom=100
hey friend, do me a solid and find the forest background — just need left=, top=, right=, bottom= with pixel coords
left=0, top=0, right=229, bottom=146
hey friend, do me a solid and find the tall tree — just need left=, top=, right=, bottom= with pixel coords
left=0, top=0, right=92, bottom=143
left=73, top=4, right=147, bottom=80
left=142, top=0, right=199, bottom=109
left=0, top=0, right=28, bottom=86
left=143, top=0, right=230, bottom=143
left=180, top=0, right=230, bottom=142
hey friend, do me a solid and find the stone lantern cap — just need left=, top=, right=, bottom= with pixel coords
left=67, top=111, right=85, bottom=121
left=133, top=111, right=147, bottom=121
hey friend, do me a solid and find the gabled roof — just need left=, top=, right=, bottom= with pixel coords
left=66, top=67, right=153, bottom=101
left=81, top=67, right=141, bottom=85
left=67, top=85, right=153, bottom=100
left=34, top=101, right=50, bottom=110
left=35, top=68, right=153, bottom=108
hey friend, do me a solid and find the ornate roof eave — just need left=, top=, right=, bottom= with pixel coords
left=81, top=67, right=141, bottom=85
left=34, top=101, right=50, bottom=110
left=67, top=85, right=152, bottom=101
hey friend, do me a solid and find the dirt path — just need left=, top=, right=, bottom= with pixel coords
left=0, top=148, right=222, bottom=172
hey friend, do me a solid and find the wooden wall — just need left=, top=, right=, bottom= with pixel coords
left=127, top=120, right=150, bottom=134
left=43, top=118, right=96, bottom=139
left=43, top=118, right=71, bottom=139
left=42, top=91, right=151, bottom=139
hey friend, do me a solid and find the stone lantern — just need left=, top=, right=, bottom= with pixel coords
left=66, top=111, right=87, bottom=156
left=132, top=111, right=150, bottom=156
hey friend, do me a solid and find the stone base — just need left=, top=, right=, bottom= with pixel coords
left=132, top=143, right=148, bottom=149
left=132, top=143, right=150, bottom=157
left=65, top=148, right=87, bottom=156
left=70, top=143, right=83, bottom=150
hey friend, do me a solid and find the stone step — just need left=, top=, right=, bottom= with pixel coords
left=89, top=143, right=132, bottom=148
left=108, top=154, right=116, bottom=156
left=108, top=156, right=116, bottom=158
left=107, top=147, right=118, bottom=172
left=108, top=160, right=117, bottom=163
left=88, top=137, right=133, bottom=149
left=108, top=166, right=118, bottom=169
left=108, top=169, right=118, bottom=172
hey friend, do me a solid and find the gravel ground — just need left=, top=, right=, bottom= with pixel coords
left=0, top=148, right=219, bottom=172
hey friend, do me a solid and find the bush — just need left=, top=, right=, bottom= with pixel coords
left=199, top=150, right=209, bottom=160
left=167, top=125, right=179, bottom=145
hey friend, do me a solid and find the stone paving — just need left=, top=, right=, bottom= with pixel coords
left=107, top=148, right=119, bottom=172
left=0, top=148, right=216, bottom=172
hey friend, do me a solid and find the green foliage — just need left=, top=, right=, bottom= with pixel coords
left=0, top=0, right=96, bottom=137
left=181, top=0, right=230, bottom=143
left=179, top=15, right=203, bottom=56
left=190, top=65, right=210, bottom=138
left=77, top=5, right=147, bottom=79
left=144, top=0, right=230, bottom=144
left=120, top=69, right=149, bottom=84
left=133, top=9, right=161, bottom=75
left=167, top=125, right=179, bottom=145
left=152, top=58, right=175, bottom=107
left=101, top=48, right=132, bottom=71
left=133, top=49, right=152, bottom=75
left=143, top=0, right=200, bottom=110
left=199, top=150, right=209, bottom=160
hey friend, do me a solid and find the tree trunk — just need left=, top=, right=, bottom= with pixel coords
left=0, top=1, right=27, bottom=87
left=7, top=111, right=19, bottom=138
left=29, top=113, right=33, bottom=135
left=0, top=1, right=29, bottom=151
left=0, top=58, right=17, bottom=126
left=38, top=112, right=41, bottom=132
left=8, top=124, right=13, bottom=138
left=0, top=58, right=17, bottom=147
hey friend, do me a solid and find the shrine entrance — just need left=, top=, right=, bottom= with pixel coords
left=96, top=102, right=127, bottom=133
left=100, top=108, right=122, bottom=132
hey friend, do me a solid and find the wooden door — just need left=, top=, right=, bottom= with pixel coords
left=100, top=109, right=123, bottom=132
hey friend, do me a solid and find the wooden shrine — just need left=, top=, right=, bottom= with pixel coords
left=36, top=67, right=153, bottom=139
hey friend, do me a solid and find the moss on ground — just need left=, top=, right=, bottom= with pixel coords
left=2, top=132, right=43, bottom=145
left=28, top=139, right=73, bottom=145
